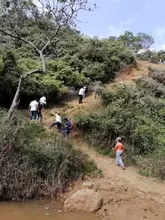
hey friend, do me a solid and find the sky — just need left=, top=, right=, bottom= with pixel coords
left=77, top=0, right=165, bottom=50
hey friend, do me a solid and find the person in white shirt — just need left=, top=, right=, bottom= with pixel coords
left=29, top=99, right=38, bottom=120
left=39, top=95, right=46, bottom=108
left=78, top=86, right=85, bottom=104
left=49, top=111, right=61, bottom=132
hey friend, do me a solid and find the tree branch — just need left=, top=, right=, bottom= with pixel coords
left=0, top=29, right=48, bottom=72
left=39, top=51, right=46, bottom=73
left=0, top=29, right=40, bottom=53
left=21, top=69, right=43, bottom=79
left=41, top=25, right=61, bottom=52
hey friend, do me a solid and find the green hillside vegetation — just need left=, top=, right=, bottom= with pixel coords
left=1, top=0, right=165, bottom=202
left=0, top=111, right=96, bottom=201
left=0, top=30, right=136, bottom=108
left=75, top=69, right=165, bottom=179
left=0, top=0, right=100, bottom=201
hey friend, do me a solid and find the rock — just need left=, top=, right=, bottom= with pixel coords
left=82, top=181, right=93, bottom=189
left=45, top=213, right=50, bottom=216
left=45, top=207, right=49, bottom=210
left=64, top=189, right=103, bottom=213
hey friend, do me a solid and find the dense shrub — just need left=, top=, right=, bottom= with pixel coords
left=151, top=69, right=165, bottom=85
left=75, top=80, right=165, bottom=179
left=137, top=49, right=165, bottom=64
left=136, top=77, right=165, bottom=98
left=0, top=115, right=96, bottom=201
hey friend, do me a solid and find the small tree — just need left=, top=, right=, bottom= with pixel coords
left=136, top=32, right=154, bottom=50
left=118, top=31, right=154, bottom=54
left=0, top=0, right=95, bottom=120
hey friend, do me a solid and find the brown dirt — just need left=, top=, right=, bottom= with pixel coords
left=27, top=61, right=165, bottom=220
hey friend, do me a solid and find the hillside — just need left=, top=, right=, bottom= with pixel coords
left=43, top=60, right=165, bottom=122
left=39, top=61, right=165, bottom=220
left=2, top=1, right=165, bottom=219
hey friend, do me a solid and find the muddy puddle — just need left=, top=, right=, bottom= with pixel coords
left=0, top=200, right=96, bottom=220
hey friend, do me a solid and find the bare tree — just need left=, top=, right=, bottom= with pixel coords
left=0, top=0, right=95, bottom=120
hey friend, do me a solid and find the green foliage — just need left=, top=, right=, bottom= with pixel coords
left=136, top=77, right=165, bottom=98
left=0, top=27, right=136, bottom=108
left=147, top=66, right=154, bottom=73
left=157, top=50, right=165, bottom=62
left=75, top=74, right=165, bottom=179
left=0, top=117, right=96, bottom=201
left=136, top=32, right=154, bottom=50
left=138, top=49, right=165, bottom=64
left=118, top=31, right=136, bottom=47
left=118, top=31, right=154, bottom=53
left=138, top=169, right=150, bottom=177
left=151, top=69, right=165, bottom=85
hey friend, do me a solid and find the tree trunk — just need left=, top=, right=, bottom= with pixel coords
left=7, top=69, right=42, bottom=121
left=7, top=78, right=22, bottom=120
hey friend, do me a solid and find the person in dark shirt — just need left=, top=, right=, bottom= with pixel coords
left=63, top=117, right=72, bottom=136
left=37, top=102, right=46, bottom=124
left=84, top=86, right=89, bottom=98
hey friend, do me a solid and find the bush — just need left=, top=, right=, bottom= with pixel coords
left=75, top=81, right=165, bottom=179
left=0, top=118, right=96, bottom=201
left=136, top=77, right=165, bottom=98
left=147, top=65, right=154, bottom=73
left=151, top=69, right=165, bottom=85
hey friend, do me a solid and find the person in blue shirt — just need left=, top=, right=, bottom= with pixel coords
left=63, top=117, right=72, bottom=136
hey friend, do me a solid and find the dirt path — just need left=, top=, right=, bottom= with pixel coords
left=43, top=61, right=165, bottom=220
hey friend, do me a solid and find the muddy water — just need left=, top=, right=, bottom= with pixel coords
left=0, top=200, right=95, bottom=220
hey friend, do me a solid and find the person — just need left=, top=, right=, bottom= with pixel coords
left=39, top=95, right=46, bottom=108
left=37, top=102, right=46, bottom=124
left=113, top=137, right=125, bottom=170
left=83, top=86, right=86, bottom=98
left=63, top=117, right=72, bottom=137
left=84, top=86, right=89, bottom=98
left=49, top=111, right=61, bottom=132
left=29, top=99, right=38, bottom=121
left=78, top=86, right=85, bottom=104
left=94, top=82, right=102, bottom=100
left=94, top=85, right=99, bottom=100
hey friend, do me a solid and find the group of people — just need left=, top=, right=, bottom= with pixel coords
left=29, top=95, right=73, bottom=137
left=49, top=112, right=73, bottom=136
left=29, top=94, right=125, bottom=170
left=78, top=83, right=101, bottom=104
left=29, top=95, right=46, bottom=123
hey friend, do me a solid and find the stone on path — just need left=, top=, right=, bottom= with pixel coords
left=64, top=189, right=103, bottom=213
left=82, top=181, right=93, bottom=189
